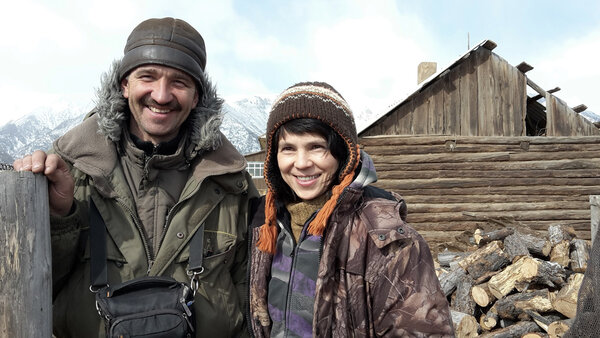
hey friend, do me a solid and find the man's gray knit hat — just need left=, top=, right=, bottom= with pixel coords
left=118, top=17, right=206, bottom=85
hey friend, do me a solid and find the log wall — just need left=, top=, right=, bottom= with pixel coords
left=360, top=135, right=600, bottom=248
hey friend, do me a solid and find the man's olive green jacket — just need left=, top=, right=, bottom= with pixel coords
left=50, top=61, right=258, bottom=337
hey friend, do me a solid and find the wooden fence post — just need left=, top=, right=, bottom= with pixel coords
left=592, top=195, right=600, bottom=245
left=0, top=171, right=52, bottom=337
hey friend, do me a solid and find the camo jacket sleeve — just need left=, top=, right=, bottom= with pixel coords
left=359, top=197, right=454, bottom=337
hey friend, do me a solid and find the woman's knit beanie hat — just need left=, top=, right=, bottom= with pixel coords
left=256, top=81, right=361, bottom=254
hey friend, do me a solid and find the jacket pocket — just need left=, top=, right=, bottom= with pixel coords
left=174, top=234, right=242, bottom=335
left=174, top=230, right=237, bottom=287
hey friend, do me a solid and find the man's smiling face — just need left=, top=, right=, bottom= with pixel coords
left=121, top=64, right=199, bottom=144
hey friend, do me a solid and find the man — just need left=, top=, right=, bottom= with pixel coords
left=14, top=17, right=258, bottom=337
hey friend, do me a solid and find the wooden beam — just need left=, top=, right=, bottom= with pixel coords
left=528, top=87, right=561, bottom=102
left=516, top=62, right=533, bottom=73
left=482, top=40, right=497, bottom=50
left=527, top=78, right=548, bottom=97
left=572, top=104, right=588, bottom=113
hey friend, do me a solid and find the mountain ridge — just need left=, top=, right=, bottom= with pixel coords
left=0, top=96, right=273, bottom=163
left=1, top=99, right=599, bottom=164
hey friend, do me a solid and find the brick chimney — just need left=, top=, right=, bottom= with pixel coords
left=418, top=62, right=437, bottom=84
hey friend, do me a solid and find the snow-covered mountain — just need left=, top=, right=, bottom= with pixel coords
left=0, top=96, right=274, bottom=163
left=221, top=96, right=272, bottom=155
left=581, top=110, right=600, bottom=124
left=0, top=101, right=95, bottom=164
left=2, top=97, right=597, bottom=165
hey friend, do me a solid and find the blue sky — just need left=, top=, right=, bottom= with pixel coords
left=1, top=0, right=599, bottom=126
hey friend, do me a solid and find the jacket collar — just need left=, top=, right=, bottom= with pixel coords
left=349, top=151, right=377, bottom=190
left=93, top=59, right=224, bottom=159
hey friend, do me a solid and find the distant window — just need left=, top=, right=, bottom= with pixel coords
left=247, top=162, right=264, bottom=178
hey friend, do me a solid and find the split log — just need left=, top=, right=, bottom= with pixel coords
left=478, top=321, right=540, bottom=338
left=547, top=224, right=576, bottom=246
left=504, top=233, right=532, bottom=261
left=499, top=318, right=516, bottom=328
left=547, top=318, right=573, bottom=338
left=438, top=266, right=467, bottom=297
left=551, top=273, right=584, bottom=318
left=549, top=240, right=571, bottom=268
left=471, top=282, right=496, bottom=307
left=474, top=270, right=500, bottom=284
left=505, top=232, right=552, bottom=259
left=493, top=289, right=553, bottom=320
left=479, top=310, right=498, bottom=331
left=458, top=240, right=510, bottom=279
left=523, top=333, right=549, bottom=338
left=451, top=311, right=479, bottom=337
left=569, top=239, right=590, bottom=272
left=438, top=250, right=468, bottom=268
left=451, top=274, right=475, bottom=315
left=524, top=310, right=562, bottom=333
left=474, top=227, right=514, bottom=246
left=488, top=256, right=566, bottom=299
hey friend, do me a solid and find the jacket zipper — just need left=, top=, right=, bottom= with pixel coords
left=115, top=198, right=153, bottom=275
left=156, top=202, right=182, bottom=256
left=282, top=219, right=297, bottom=338
left=154, top=178, right=212, bottom=274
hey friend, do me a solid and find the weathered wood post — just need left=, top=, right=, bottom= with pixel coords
left=0, top=170, right=52, bottom=337
left=591, top=195, right=600, bottom=245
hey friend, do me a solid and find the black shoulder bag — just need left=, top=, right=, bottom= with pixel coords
left=89, top=199, right=205, bottom=338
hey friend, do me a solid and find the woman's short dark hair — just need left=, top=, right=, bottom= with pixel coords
left=271, top=118, right=348, bottom=203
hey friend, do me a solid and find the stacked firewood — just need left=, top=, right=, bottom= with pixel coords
left=437, top=224, right=590, bottom=337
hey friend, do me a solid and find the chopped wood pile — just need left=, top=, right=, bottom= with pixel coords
left=437, top=224, right=590, bottom=337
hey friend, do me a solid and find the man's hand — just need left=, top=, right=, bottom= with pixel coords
left=13, top=150, right=75, bottom=217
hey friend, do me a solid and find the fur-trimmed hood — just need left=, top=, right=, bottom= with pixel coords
left=93, top=59, right=224, bottom=159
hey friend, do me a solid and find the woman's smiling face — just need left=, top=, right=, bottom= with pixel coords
left=276, top=130, right=339, bottom=201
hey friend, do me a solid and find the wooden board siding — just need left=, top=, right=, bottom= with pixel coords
left=245, top=151, right=266, bottom=162
left=459, top=52, right=479, bottom=136
left=360, top=135, right=600, bottom=247
left=361, top=48, right=536, bottom=138
left=546, top=95, right=600, bottom=136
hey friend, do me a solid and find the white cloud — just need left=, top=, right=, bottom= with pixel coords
left=0, top=1, right=85, bottom=53
left=0, top=85, right=91, bottom=126
left=233, top=33, right=297, bottom=62
left=2, top=0, right=600, bottom=128
left=307, top=6, right=433, bottom=115
left=530, top=29, right=600, bottom=112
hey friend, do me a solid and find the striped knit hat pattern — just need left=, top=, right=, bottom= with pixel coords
left=256, top=82, right=361, bottom=254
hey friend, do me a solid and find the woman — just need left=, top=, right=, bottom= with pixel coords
left=248, top=82, right=454, bottom=337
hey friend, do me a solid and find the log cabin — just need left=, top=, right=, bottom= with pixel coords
left=246, top=39, right=600, bottom=250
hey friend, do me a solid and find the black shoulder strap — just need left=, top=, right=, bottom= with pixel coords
left=188, top=223, right=204, bottom=272
left=88, top=198, right=206, bottom=289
